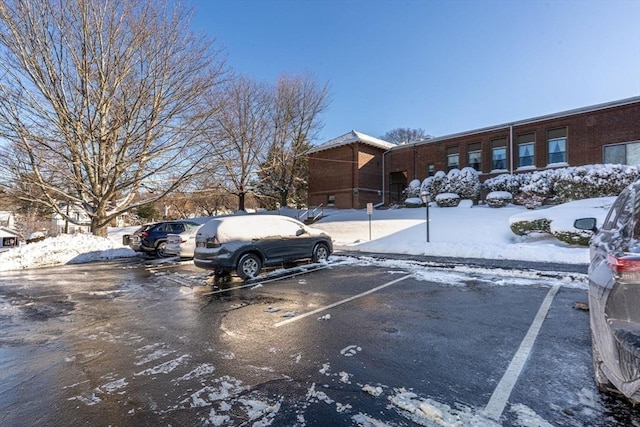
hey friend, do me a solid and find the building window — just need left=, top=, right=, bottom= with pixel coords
left=446, top=146, right=459, bottom=171
left=491, top=137, right=507, bottom=171
left=547, top=127, right=567, bottom=164
left=327, top=195, right=335, bottom=206
left=492, top=147, right=506, bottom=170
left=427, top=164, right=435, bottom=177
left=447, top=154, right=459, bottom=171
left=467, top=142, right=481, bottom=171
left=517, top=133, right=535, bottom=168
left=604, top=141, right=640, bottom=165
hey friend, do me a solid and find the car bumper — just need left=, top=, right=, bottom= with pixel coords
left=164, top=247, right=194, bottom=258
left=596, top=279, right=640, bottom=400
left=193, top=247, right=235, bottom=271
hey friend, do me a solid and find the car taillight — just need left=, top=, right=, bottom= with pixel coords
left=607, top=253, right=640, bottom=273
left=205, top=236, right=221, bottom=248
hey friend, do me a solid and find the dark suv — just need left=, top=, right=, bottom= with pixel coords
left=124, top=220, right=200, bottom=257
left=575, top=181, right=640, bottom=403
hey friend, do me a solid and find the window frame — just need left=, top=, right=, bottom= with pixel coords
left=604, top=140, right=640, bottom=165
left=547, top=127, right=568, bottom=165
left=491, top=146, right=507, bottom=171
left=467, top=142, right=482, bottom=172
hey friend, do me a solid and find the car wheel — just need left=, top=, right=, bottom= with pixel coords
left=155, top=241, right=169, bottom=257
left=236, top=253, right=262, bottom=279
left=312, top=243, right=330, bottom=263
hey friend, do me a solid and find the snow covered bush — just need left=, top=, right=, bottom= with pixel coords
left=403, top=179, right=422, bottom=199
left=421, top=176, right=434, bottom=198
left=509, top=197, right=614, bottom=245
left=404, top=197, right=423, bottom=208
left=510, top=218, right=551, bottom=236
left=435, top=193, right=460, bottom=207
left=456, top=167, right=481, bottom=202
left=486, top=191, right=512, bottom=208
left=482, top=173, right=526, bottom=194
left=553, top=164, right=639, bottom=203
left=485, top=164, right=639, bottom=207
left=551, top=229, right=593, bottom=246
left=513, top=192, right=546, bottom=209
left=430, top=170, right=448, bottom=196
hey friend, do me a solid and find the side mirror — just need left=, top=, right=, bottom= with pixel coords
left=574, top=217, right=598, bottom=233
left=296, top=228, right=305, bottom=236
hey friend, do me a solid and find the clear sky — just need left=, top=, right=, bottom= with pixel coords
left=188, top=0, right=640, bottom=144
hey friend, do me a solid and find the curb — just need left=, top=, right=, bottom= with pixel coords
left=334, top=250, right=588, bottom=275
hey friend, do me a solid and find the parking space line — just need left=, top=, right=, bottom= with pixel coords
left=484, top=283, right=561, bottom=421
left=200, top=264, right=332, bottom=296
left=274, top=274, right=413, bottom=328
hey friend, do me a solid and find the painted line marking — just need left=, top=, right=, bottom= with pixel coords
left=274, top=274, right=413, bottom=328
left=484, top=283, right=561, bottom=421
left=201, top=263, right=331, bottom=296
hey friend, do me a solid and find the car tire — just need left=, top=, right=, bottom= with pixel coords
left=236, top=253, right=262, bottom=279
left=312, top=243, right=330, bottom=263
left=155, top=241, right=169, bottom=257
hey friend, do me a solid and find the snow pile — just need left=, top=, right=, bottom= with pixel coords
left=0, top=231, right=136, bottom=271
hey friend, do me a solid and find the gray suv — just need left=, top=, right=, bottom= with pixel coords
left=193, top=215, right=332, bottom=279
left=575, top=181, right=640, bottom=403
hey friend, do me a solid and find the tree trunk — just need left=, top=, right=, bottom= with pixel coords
left=238, top=192, right=246, bottom=212
left=279, top=191, right=288, bottom=208
left=91, top=217, right=108, bottom=237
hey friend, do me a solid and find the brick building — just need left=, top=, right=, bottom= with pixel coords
left=307, top=97, right=640, bottom=209
left=307, top=131, right=394, bottom=209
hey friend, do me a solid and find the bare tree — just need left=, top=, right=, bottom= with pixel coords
left=0, top=0, right=226, bottom=236
left=207, top=75, right=272, bottom=211
left=256, top=73, right=329, bottom=209
left=380, top=128, right=433, bottom=145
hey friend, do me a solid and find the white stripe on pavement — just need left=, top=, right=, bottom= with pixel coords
left=274, top=274, right=413, bottom=327
left=484, top=283, right=561, bottom=421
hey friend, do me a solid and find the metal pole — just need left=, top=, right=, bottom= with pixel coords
left=426, top=199, right=430, bottom=243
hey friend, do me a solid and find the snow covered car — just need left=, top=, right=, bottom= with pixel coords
left=123, top=220, right=200, bottom=257
left=164, top=225, right=203, bottom=258
left=574, top=181, right=640, bottom=403
left=193, top=214, right=332, bottom=279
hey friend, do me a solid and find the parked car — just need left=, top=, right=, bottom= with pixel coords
left=193, top=214, right=332, bottom=279
left=123, top=220, right=201, bottom=257
left=574, top=182, right=640, bottom=403
left=164, top=225, right=203, bottom=258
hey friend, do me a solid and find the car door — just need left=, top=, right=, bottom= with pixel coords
left=257, top=218, right=311, bottom=264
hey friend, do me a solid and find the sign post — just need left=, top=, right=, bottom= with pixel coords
left=366, top=203, right=373, bottom=240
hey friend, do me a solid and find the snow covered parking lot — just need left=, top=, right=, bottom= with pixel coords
left=1, top=255, right=639, bottom=426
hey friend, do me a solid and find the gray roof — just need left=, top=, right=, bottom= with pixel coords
left=307, top=130, right=395, bottom=154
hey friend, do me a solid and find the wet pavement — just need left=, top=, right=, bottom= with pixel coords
left=0, top=257, right=638, bottom=426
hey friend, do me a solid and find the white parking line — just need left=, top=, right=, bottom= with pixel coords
left=484, top=283, right=561, bottom=421
left=274, top=274, right=413, bottom=328
left=200, top=264, right=332, bottom=296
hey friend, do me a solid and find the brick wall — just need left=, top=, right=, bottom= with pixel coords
left=384, top=101, right=640, bottom=203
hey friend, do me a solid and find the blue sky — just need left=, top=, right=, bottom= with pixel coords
left=189, top=0, right=640, bottom=144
